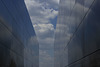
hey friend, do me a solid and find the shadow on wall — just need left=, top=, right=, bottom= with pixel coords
left=0, top=18, right=24, bottom=67
left=9, top=59, right=16, bottom=67
left=0, top=18, right=12, bottom=67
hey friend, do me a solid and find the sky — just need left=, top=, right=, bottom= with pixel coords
left=24, top=0, right=59, bottom=67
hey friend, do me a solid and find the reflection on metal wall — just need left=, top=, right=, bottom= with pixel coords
left=54, top=0, right=100, bottom=67
left=0, top=0, right=39, bottom=67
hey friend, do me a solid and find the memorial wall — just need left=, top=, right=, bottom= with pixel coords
left=54, top=0, right=100, bottom=67
left=0, top=0, right=39, bottom=67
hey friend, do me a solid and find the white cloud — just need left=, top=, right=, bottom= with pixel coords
left=25, top=0, right=58, bottom=25
left=52, top=0, right=59, bottom=4
left=34, top=24, right=54, bottom=34
left=24, top=0, right=59, bottom=67
left=39, top=50, right=54, bottom=67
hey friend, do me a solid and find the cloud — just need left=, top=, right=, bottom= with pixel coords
left=39, top=50, right=54, bottom=67
left=33, top=24, right=54, bottom=37
left=25, top=0, right=58, bottom=25
left=24, top=0, right=59, bottom=67
left=33, top=23, right=55, bottom=50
